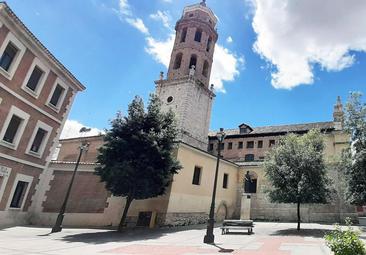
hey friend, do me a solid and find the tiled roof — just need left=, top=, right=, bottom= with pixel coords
left=209, top=121, right=335, bottom=137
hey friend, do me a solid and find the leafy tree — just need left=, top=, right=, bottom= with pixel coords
left=341, top=92, right=366, bottom=205
left=264, top=129, right=331, bottom=230
left=325, top=218, right=366, bottom=255
left=95, top=95, right=182, bottom=231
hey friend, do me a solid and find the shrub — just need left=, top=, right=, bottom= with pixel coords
left=325, top=218, right=366, bottom=255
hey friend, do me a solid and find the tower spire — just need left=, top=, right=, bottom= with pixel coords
left=201, top=0, right=206, bottom=6
left=333, top=96, right=344, bottom=128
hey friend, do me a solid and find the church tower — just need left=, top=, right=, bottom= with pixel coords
left=155, top=0, right=218, bottom=150
left=333, top=96, right=344, bottom=130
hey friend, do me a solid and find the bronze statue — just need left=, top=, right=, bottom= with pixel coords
left=244, top=171, right=252, bottom=193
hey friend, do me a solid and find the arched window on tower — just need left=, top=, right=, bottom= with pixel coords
left=206, top=37, right=212, bottom=52
left=194, top=29, right=202, bottom=42
left=189, top=55, right=197, bottom=70
left=180, top=28, right=187, bottom=43
left=173, top=53, right=183, bottom=70
left=202, top=61, right=209, bottom=77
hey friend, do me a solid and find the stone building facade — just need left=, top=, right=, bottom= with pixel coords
left=0, top=3, right=85, bottom=226
left=208, top=98, right=356, bottom=222
left=1, top=1, right=356, bottom=229
left=27, top=1, right=357, bottom=229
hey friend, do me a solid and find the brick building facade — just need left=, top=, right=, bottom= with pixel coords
left=0, top=2, right=85, bottom=226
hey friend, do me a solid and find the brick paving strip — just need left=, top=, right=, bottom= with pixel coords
left=103, top=236, right=323, bottom=255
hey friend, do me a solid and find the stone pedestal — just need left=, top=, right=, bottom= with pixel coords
left=240, top=193, right=251, bottom=220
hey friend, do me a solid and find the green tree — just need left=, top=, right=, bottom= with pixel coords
left=342, top=92, right=366, bottom=205
left=264, top=129, right=331, bottom=230
left=95, top=95, right=182, bottom=232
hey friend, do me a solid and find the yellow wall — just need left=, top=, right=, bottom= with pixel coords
left=166, top=143, right=239, bottom=219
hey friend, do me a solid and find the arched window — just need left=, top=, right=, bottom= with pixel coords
left=206, top=37, right=212, bottom=52
left=202, top=61, right=209, bottom=77
left=173, top=53, right=183, bottom=69
left=194, top=29, right=202, bottom=42
left=189, top=54, right=197, bottom=69
left=180, top=28, right=187, bottom=43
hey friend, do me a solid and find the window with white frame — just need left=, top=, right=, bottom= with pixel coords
left=26, top=120, right=52, bottom=158
left=7, top=173, right=33, bottom=210
left=47, top=78, right=68, bottom=111
left=0, top=166, right=11, bottom=204
left=0, top=32, right=26, bottom=79
left=21, top=57, right=49, bottom=97
left=0, top=42, right=18, bottom=71
left=0, top=106, right=30, bottom=149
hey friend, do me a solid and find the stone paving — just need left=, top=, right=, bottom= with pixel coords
left=0, top=222, right=365, bottom=255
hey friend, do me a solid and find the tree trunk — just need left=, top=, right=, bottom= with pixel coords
left=118, top=196, right=133, bottom=232
left=297, top=201, right=301, bottom=231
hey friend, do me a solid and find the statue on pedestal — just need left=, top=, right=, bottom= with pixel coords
left=244, top=171, right=252, bottom=194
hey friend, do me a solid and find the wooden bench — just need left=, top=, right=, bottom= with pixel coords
left=220, top=220, right=254, bottom=235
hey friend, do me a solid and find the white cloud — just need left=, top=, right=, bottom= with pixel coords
left=114, top=0, right=242, bottom=92
left=60, top=120, right=103, bottom=139
left=145, top=34, right=242, bottom=92
left=211, top=45, right=241, bottom=92
left=250, top=0, right=366, bottom=89
left=150, top=10, right=171, bottom=29
left=117, top=0, right=149, bottom=35
left=119, top=0, right=131, bottom=16
left=126, top=18, right=149, bottom=35
left=145, top=34, right=175, bottom=67
left=226, top=36, right=233, bottom=43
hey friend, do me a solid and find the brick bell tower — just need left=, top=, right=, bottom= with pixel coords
left=155, top=0, right=218, bottom=150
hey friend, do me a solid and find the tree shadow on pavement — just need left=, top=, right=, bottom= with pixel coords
left=270, top=228, right=331, bottom=238
left=60, top=224, right=208, bottom=245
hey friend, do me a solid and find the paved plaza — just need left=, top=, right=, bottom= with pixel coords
left=1, top=222, right=365, bottom=255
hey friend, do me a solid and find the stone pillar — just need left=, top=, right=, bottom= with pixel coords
left=240, top=193, right=251, bottom=220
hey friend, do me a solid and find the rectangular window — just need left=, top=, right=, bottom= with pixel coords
left=220, top=143, right=224, bottom=150
left=192, top=166, right=201, bottom=185
left=209, top=143, right=214, bottom=151
left=223, top=173, right=228, bottom=189
left=26, top=66, right=44, bottom=92
left=10, top=181, right=28, bottom=208
left=228, top=142, right=232, bottom=150
left=0, top=43, right=18, bottom=71
left=258, top=140, right=263, bottom=148
left=247, top=141, right=254, bottom=148
left=238, top=141, right=243, bottom=149
left=30, top=128, right=47, bottom=153
left=49, top=84, right=65, bottom=107
left=2, top=115, right=22, bottom=144
left=269, top=140, right=275, bottom=147
left=245, top=154, right=255, bottom=162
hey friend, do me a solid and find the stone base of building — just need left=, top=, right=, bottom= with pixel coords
left=0, top=211, right=31, bottom=228
left=160, top=212, right=208, bottom=227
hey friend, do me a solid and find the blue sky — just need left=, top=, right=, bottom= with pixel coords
left=7, top=0, right=366, bottom=137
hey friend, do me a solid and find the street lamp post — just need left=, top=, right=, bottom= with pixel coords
left=204, top=128, right=226, bottom=244
left=51, top=127, right=91, bottom=233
